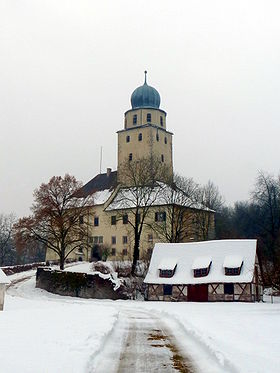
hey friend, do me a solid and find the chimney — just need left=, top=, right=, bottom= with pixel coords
left=106, top=168, right=112, bottom=177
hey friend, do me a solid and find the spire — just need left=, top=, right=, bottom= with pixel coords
left=144, top=70, right=147, bottom=85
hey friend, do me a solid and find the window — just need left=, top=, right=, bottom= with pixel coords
left=163, top=284, right=172, bottom=296
left=193, top=262, right=212, bottom=277
left=78, top=247, right=83, bottom=253
left=123, top=236, right=128, bottom=244
left=156, top=133, right=159, bottom=141
left=133, top=114, right=137, bottom=125
left=159, top=269, right=176, bottom=278
left=224, top=283, right=234, bottom=295
left=79, top=216, right=84, bottom=224
left=147, top=113, right=151, bottom=122
left=155, top=211, right=166, bottom=222
left=122, top=248, right=128, bottom=256
left=112, top=236, right=116, bottom=245
left=129, top=153, right=133, bottom=161
left=225, top=267, right=241, bottom=276
left=94, top=217, right=99, bottom=226
left=225, top=262, right=243, bottom=276
left=136, top=213, right=141, bottom=223
left=123, top=214, right=128, bottom=224
left=138, top=133, right=142, bottom=141
left=164, top=137, right=167, bottom=144
left=111, top=248, right=116, bottom=256
left=89, top=236, right=93, bottom=243
left=148, top=234, right=153, bottom=242
left=111, top=215, right=116, bottom=225
left=126, top=135, right=130, bottom=143
left=93, top=236, right=98, bottom=244
left=161, top=154, right=164, bottom=162
left=98, top=236, right=103, bottom=244
left=160, top=116, right=163, bottom=126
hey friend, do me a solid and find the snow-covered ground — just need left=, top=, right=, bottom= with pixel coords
left=1, top=268, right=280, bottom=373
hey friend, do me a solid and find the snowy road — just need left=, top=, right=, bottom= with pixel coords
left=95, top=308, right=195, bottom=373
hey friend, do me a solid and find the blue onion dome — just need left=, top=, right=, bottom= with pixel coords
left=131, top=71, right=161, bottom=109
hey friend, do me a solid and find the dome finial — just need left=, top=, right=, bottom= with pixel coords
left=144, top=70, right=147, bottom=84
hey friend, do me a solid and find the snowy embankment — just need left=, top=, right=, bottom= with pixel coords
left=1, top=274, right=119, bottom=373
left=137, top=301, right=280, bottom=373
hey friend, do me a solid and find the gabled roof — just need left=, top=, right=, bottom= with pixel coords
left=144, top=239, right=257, bottom=285
left=105, top=182, right=214, bottom=212
left=0, top=268, right=10, bottom=284
left=75, top=171, right=117, bottom=205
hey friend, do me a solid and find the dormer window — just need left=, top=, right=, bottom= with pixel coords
left=147, top=113, right=151, bottom=122
left=158, top=258, right=177, bottom=278
left=192, top=256, right=212, bottom=278
left=223, top=256, right=243, bottom=276
left=160, top=269, right=175, bottom=278
left=133, top=114, right=137, bottom=125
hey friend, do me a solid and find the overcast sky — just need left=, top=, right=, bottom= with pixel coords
left=1, top=0, right=280, bottom=216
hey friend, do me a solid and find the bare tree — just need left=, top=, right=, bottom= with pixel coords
left=194, top=180, right=223, bottom=240
left=251, top=171, right=280, bottom=289
left=14, top=174, right=92, bottom=270
left=151, top=174, right=199, bottom=243
left=111, top=156, right=167, bottom=275
left=0, top=213, right=16, bottom=266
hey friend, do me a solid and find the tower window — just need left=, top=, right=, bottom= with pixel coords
left=161, top=154, right=164, bottom=162
left=160, top=116, right=163, bottom=126
left=138, top=133, right=142, bottom=141
left=129, top=153, right=133, bottom=161
left=126, top=135, right=130, bottom=143
left=133, top=114, right=137, bottom=125
left=94, top=217, right=99, bottom=226
left=156, top=134, right=159, bottom=141
left=164, top=137, right=167, bottom=144
left=147, top=113, right=151, bottom=122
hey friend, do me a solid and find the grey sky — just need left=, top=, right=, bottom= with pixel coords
left=1, top=0, right=280, bottom=216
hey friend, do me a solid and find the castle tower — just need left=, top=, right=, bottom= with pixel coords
left=117, top=72, right=173, bottom=184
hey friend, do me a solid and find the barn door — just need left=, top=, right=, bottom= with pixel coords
left=188, top=284, right=208, bottom=302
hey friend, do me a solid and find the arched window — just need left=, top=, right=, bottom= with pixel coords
left=164, top=137, right=167, bottom=144
left=147, top=113, right=151, bottom=122
left=138, top=133, right=142, bottom=141
left=126, top=135, right=130, bottom=143
left=133, top=114, right=137, bottom=125
left=156, top=133, right=159, bottom=142
left=129, top=153, right=133, bottom=161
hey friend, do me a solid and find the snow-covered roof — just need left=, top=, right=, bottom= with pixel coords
left=0, top=268, right=10, bottom=284
left=144, top=239, right=257, bottom=285
left=106, top=183, right=214, bottom=212
left=223, top=255, right=243, bottom=268
left=158, top=258, right=177, bottom=270
left=192, top=256, right=212, bottom=270
left=91, top=189, right=114, bottom=205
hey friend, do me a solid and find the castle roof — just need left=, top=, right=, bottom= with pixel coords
left=130, top=71, right=161, bottom=109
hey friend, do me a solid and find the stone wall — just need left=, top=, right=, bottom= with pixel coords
left=36, top=267, right=128, bottom=300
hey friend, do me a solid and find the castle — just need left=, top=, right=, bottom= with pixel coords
left=46, top=73, right=214, bottom=263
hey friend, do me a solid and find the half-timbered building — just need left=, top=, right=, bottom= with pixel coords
left=144, top=239, right=263, bottom=302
